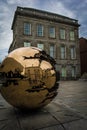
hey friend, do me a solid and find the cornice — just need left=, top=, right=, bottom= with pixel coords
left=11, top=6, right=80, bottom=29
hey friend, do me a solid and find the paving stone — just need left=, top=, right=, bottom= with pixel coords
left=50, top=109, right=82, bottom=124
left=0, top=107, right=16, bottom=121
left=0, top=80, right=87, bottom=130
left=0, top=94, right=11, bottom=108
left=0, top=119, right=20, bottom=130
left=16, top=109, right=59, bottom=130
left=64, top=119, right=87, bottom=130
left=38, top=124, right=64, bottom=130
left=44, top=102, right=66, bottom=113
left=55, top=81, right=87, bottom=119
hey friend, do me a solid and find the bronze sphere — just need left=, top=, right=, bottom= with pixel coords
left=0, top=47, right=59, bottom=109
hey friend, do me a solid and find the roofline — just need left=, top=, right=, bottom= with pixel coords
left=11, top=6, right=80, bottom=29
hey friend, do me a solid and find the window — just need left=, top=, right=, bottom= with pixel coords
left=70, top=31, right=75, bottom=41
left=37, top=43, right=44, bottom=50
left=24, top=23, right=31, bottom=35
left=72, top=66, right=76, bottom=77
left=49, top=27, right=55, bottom=38
left=50, top=44, right=55, bottom=58
left=37, top=24, right=43, bottom=36
left=70, top=46, right=76, bottom=59
left=24, top=42, right=31, bottom=47
left=60, top=28, right=65, bottom=39
left=61, top=46, right=66, bottom=59
left=61, top=67, right=66, bottom=77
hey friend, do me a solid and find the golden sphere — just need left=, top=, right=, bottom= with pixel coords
left=0, top=47, right=59, bottom=109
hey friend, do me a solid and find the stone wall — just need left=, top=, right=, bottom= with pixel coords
left=9, top=7, right=81, bottom=80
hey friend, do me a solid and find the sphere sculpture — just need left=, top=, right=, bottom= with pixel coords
left=0, top=47, right=59, bottom=109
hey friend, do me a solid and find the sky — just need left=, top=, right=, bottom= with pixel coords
left=0, top=0, right=87, bottom=62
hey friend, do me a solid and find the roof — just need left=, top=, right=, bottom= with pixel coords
left=11, top=6, right=80, bottom=29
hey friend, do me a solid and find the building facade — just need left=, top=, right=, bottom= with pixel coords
left=9, top=6, right=81, bottom=80
left=79, top=37, right=87, bottom=75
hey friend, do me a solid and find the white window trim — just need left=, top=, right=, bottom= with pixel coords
left=37, top=43, right=44, bottom=50
left=71, top=66, right=76, bottom=77
left=24, top=23, right=31, bottom=35
left=60, top=28, right=66, bottom=39
left=61, top=46, right=66, bottom=59
left=50, top=44, right=56, bottom=58
left=70, top=46, right=76, bottom=59
left=37, top=24, right=44, bottom=37
left=24, top=42, right=31, bottom=47
left=49, top=27, right=55, bottom=38
left=70, top=30, right=75, bottom=41
left=61, top=67, right=66, bottom=77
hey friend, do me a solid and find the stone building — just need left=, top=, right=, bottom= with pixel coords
left=9, top=6, right=81, bottom=80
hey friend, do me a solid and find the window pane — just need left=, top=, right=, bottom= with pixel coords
left=37, top=24, right=43, bottom=36
left=71, top=46, right=76, bottom=59
left=61, top=67, right=66, bottom=77
left=60, top=29, right=65, bottom=39
left=61, top=46, right=66, bottom=59
left=24, top=42, right=31, bottom=47
left=37, top=43, right=44, bottom=50
left=50, top=44, right=55, bottom=58
left=72, top=66, right=76, bottom=77
left=49, top=27, right=55, bottom=38
left=70, top=31, right=75, bottom=40
left=24, top=23, right=31, bottom=35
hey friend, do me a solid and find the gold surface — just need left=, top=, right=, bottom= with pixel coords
left=0, top=47, right=58, bottom=109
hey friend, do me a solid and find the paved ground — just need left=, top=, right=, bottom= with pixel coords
left=0, top=80, right=87, bottom=130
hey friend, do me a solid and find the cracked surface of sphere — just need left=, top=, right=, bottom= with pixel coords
left=0, top=47, right=59, bottom=109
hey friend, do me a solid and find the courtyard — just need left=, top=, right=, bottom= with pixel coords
left=0, top=80, right=87, bottom=130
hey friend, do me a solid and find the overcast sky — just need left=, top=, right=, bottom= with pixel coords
left=0, top=0, right=87, bottom=62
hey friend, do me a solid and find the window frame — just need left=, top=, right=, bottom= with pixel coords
left=24, top=22, right=31, bottom=35
left=71, top=66, right=76, bottom=77
left=37, top=24, right=44, bottom=37
left=37, top=43, right=44, bottom=50
left=60, top=45, right=66, bottom=59
left=49, top=26, right=55, bottom=38
left=24, top=42, right=31, bottom=47
left=61, top=67, right=66, bottom=77
left=70, top=46, right=76, bottom=59
left=60, top=28, right=66, bottom=40
left=49, top=44, right=55, bottom=58
left=70, top=30, right=75, bottom=41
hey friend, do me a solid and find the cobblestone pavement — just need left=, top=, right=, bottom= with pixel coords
left=0, top=80, right=87, bottom=130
